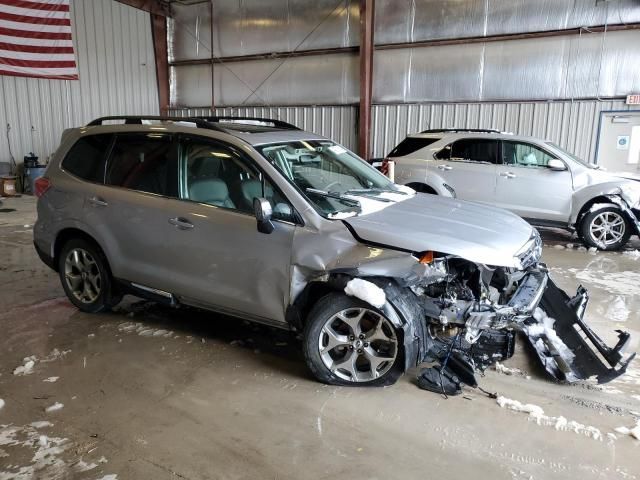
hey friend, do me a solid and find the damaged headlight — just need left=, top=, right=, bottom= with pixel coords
left=514, top=231, right=542, bottom=270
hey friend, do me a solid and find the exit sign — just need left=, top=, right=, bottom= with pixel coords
left=627, top=94, right=640, bottom=105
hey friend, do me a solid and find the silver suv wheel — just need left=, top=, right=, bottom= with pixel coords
left=317, top=307, right=398, bottom=382
left=64, top=248, right=102, bottom=303
left=589, top=211, right=626, bottom=247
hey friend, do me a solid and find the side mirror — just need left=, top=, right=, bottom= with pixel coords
left=548, top=159, right=567, bottom=171
left=253, top=197, right=274, bottom=234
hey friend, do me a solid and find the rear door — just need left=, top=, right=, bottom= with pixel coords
left=495, top=140, right=573, bottom=222
left=429, top=138, right=499, bottom=203
left=86, top=132, right=179, bottom=289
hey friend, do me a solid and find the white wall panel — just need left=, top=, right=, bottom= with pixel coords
left=0, top=0, right=159, bottom=173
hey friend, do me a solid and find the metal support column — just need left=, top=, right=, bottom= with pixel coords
left=358, top=0, right=375, bottom=160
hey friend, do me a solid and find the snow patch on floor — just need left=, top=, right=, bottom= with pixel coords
left=13, top=356, right=36, bottom=375
left=623, top=250, right=640, bottom=260
left=43, top=376, right=59, bottom=383
left=30, top=421, right=53, bottom=429
left=496, top=396, right=604, bottom=441
left=575, top=269, right=640, bottom=296
left=118, top=322, right=175, bottom=339
left=344, top=278, right=386, bottom=308
left=605, top=295, right=630, bottom=322
left=494, top=362, right=523, bottom=376
left=0, top=399, right=4, bottom=410
left=0, top=423, right=115, bottom=479
left=45, top=402, right=64, bottom=413
left=614, top=419, right=640, bottom=440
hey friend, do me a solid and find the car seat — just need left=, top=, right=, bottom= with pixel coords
left=189, top=178, right=235, bottom=208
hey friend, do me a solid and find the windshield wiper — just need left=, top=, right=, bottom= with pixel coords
left=305, top=188, right=361, bottom=208
left=344, top=187, right=408, bottom=196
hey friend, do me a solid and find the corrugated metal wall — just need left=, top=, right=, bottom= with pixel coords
left=0, top=0, right=159, bottom=173
left=170, top=100, right=635, bottom=164
left=167, top=0, right=640, bottom=162
left=168, top=105, right=357, bottom=152
left=371, top=100, right=635, bottom=161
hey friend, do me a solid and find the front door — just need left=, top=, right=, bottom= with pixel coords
left=495, top=140, right=573, bottom=223
left=161, top=135, right=297, bottom=324
left=429, top=138, right=499, bottom=203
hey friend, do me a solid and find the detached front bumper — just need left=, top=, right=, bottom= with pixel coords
left=522, top=275, right=635, bottom=384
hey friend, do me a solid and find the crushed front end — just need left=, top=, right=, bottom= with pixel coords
left=410, top=233, right=635, bottom=390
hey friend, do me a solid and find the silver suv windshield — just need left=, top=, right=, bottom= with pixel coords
left=546, top=142, right=598, bottom=169
left=257, top=140, right=407, bottom=218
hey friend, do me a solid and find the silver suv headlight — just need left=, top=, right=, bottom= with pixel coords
left=515, top=230, right=542, bottom=270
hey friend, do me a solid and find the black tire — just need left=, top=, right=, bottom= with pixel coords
left=58, top=238, right=121, bottom=313
left=302, top=293, right=404, bottom=386
left=580, top=205, right=631, bottom=251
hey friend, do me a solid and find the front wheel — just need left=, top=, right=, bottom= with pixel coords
left=302, top=293, right=404, bottom=386
left=580, top=205, right=631, bottom=251
left=58, top=238, right=121, bottom=313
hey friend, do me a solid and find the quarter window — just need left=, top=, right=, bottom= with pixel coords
left=105, top=134, right=178, bottom=196
left=388, top=137, right=440, bottom=157
left=502, top=141, right=557, bottom=168
left=179, top=137, right=294, bottom=222
left=62, top=134, right=113, bottom=183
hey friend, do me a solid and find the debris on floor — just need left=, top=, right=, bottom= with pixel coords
left=0, top=399, right=4, bottom=410
left=43, top=376, right=59, bottom=383
left=605, top=296, right=630, bottom=323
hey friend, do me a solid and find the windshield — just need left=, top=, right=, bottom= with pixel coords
left=546, top=142, right=598, bottom=169
left=256, top=140, right=406, bottom=217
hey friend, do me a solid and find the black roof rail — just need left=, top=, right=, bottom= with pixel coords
left=86, top=116, right=226, bottom=132
left=196, top=116, right=301, bottom=130
left=419, top=128, right=502, bottom=134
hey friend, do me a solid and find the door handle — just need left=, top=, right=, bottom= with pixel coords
left=437, top=165, right=453, bottom=171
left=168, top=217, right=194, bottom=230
left=500, top=172, right=516, bottom=179
left=88, top=196, right=108, bottom=207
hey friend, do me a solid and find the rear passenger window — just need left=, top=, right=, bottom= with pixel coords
left=449, top=139, right=498, bottom=164
left=388, top=137, right=440, bottom=157
left=105, top=134, right=178, bottom=197
left=62, top=134, right=113, bottom=183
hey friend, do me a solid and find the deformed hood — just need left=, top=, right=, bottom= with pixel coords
left=343, top=194, right=535, bottom=267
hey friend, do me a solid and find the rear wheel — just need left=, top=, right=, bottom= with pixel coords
left=580, top=205, right=631, bottom=251
left=58, top=238, right=121, bottom=313
left=303, top=293, right=403, bottom=386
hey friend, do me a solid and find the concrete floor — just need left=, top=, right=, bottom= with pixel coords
left=1, top=195, right=639, bottom=480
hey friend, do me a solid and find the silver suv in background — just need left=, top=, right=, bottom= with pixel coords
left=386, top=129, right=640, bottom=250
left=33, top=117, right=633, bottom=389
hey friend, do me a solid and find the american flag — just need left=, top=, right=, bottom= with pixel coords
left=0, top=0, right=78, bottom=80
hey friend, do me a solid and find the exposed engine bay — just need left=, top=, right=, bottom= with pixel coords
left=399, top=255, right=635, bottom=394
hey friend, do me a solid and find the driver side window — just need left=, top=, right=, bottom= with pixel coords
left=502, top=141, right=557, bottom=168
left=179, top=137, right=295, bottom=222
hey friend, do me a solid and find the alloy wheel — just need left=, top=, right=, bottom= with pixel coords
left=64, top=248, right=102, bottom=304
left=317, top=307, right=398, bottom=382
left=589, top=211, right=626, bottom=247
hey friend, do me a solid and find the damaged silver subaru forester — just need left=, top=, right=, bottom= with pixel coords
left=34, top=116, right=635, bottom=389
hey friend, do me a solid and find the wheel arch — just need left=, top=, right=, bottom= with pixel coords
left=573, top=195, right=618, bottom=229
left=54, top=228, right=111, bottom=274
left=406, top=182, right=437, bottom=195
left=287, top=274, right=428, bottom=372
